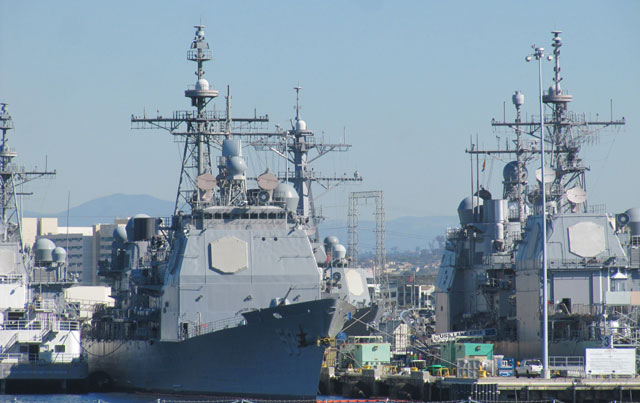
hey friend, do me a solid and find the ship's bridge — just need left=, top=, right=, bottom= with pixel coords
left=193, top=205, right=289, bottom=229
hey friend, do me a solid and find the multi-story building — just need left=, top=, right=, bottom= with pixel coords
left=22, top=217, right=127, bottom=285
left=44, top=229, right=94, bottom=283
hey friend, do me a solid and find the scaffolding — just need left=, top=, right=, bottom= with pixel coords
left=348, top=191, right=390, bottom=312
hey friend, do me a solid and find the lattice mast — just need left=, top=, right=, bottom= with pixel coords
left=131, top=26, right=268, bottom=214
left=487, top=31, right=625, bottom=216
left=250, top=87, right=362, bottom=240
left=0, top=104, right=55, bottom=247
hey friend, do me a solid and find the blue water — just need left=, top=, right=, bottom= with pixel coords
left=0, top=394, right=154, bottom=403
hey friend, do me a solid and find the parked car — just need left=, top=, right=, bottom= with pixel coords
left=515, top=359, right=543, bottom=378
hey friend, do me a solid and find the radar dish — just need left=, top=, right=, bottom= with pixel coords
left=535, top=168, right=555, bottom=184
left=257, top=171, right=278, bottom=190
left=196, top=173, right=216, bottom=191
left=566, top=186, right=587, bottom=204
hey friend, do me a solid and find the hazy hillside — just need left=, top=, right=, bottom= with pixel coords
left=319, top=215, right=457, bottom=252
left=25, top=194, right=174, bottom=227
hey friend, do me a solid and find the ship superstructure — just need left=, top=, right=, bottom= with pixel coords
left=0, top=104, right=85, bottom=392
left=435, top=32, right=638, bottom=361
left=85, top=26, right=353, bottom=398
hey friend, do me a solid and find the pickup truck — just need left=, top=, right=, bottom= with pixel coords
left=514, top=359, right=543, bottom=378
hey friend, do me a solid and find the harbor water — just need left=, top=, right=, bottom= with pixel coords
left=0, top=395, right=398, bottom=403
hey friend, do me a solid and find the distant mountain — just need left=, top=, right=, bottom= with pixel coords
left=25, top=194, right=174, bottom=227
left=319, top=215, right=457, bottom=252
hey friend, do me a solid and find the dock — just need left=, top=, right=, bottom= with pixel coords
left=320, top=367, right=640, bottom=402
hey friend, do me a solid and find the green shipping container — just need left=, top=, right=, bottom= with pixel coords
left=441, top=342, right=493, bottom=366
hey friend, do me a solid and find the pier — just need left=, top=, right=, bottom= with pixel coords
left=320, top=367, right=640, bottom=402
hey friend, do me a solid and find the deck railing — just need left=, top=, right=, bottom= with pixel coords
left=0, top=319, right=80, bottom=332
left=184, top=316, right=246, bottom=340
left=0, top=274, right=24, bottom=284
left=0, top=352, right=84, bottom=364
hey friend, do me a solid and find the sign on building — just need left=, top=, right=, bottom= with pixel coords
left=585, top=348, right=636, bottom=376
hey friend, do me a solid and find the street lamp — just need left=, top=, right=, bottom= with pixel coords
left=526, top=44, right=553, bottom=380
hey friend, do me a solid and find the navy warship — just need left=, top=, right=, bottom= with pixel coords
left=84, top=26, right=353, bottom=398
left=435, top=31, right=639, bottom=365
left=0, top=104, right=86, bottom=392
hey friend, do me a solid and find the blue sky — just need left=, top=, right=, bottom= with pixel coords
left=1, top=1, right=638, bottom=221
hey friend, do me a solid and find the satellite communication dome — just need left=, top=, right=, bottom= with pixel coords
left=457, top=196, right=483, bottom=211
left=296, top=119, right=307, bottom=132
left=512, top=91, right=524, bottom=107
left=52, top=247, right=67, bottom=263
left=34, top=238, right=56, bottom=262
left=227, top=156, right=247, bottom=176
left=324, top=236, right=339, bottom=247
left=332, top=244, right=347, bottom=260
left=195, top=78, right=210, bottom=91
left=626, top=208, right=640, bottom=222
left=626, top=207, right=640, bottom=236
left=457, top=196, right=483, bottom=225
left=273, top=183, right=299, bottom=211
left=113, top=225, right=128, bottom=242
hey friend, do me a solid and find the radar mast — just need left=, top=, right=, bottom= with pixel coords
left=0, top=103, right=55, bottom=249
left=250, top=87, right=362, bottom=240
left=489, top=31, right=625, bottom=216
left=131, top=26, right=269, bottom=214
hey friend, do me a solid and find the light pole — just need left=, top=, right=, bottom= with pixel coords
left=526, top=45, right=552, bottom=379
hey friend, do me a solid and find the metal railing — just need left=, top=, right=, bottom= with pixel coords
left=0, top=353, right=23, bottom=362
left=56, top=320, right=80, bottom=331
left=549, top=355, right=584, bottom=368
left=33, top=299, right=57, bottom=311
left=1, top=320, right=45, bottom=331
left=549, top=303, right=602, bottom=316
left=0, top=274, right=24, bottom=284
left=445, top=227, right=463, bottom=240
left=588, top=203, right=607, bottom=214
left=184, top=316, right=246, bottom=340
left=0, top=352, right=84, bottom=364
left=0, top=319, right=80, bottom=332
left=549, top=355, right=585, bottom=377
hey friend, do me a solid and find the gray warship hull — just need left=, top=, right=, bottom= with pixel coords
left=86, top=298, right=351, bottom=398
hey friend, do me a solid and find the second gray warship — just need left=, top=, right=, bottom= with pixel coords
left=84, top=26, right=353, bottom=398
left=249, top=87, right=378, bottom=335
left=435, top=31, right=639, bottom=364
